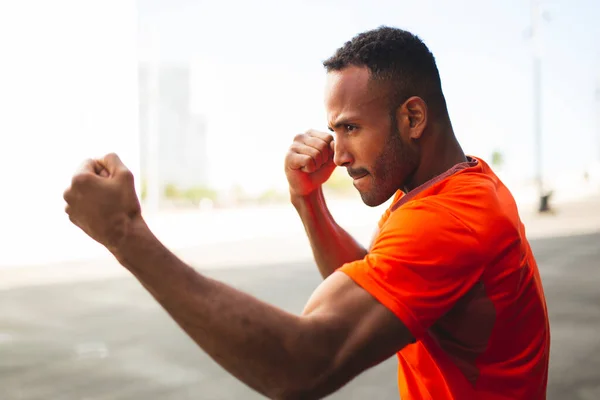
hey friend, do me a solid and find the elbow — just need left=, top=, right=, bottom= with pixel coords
left=270, top=389, right=328, bottom=400
left=270, top=382, right=345, bottom=400
left=262, top=369, right=324, bottom=400
left=266, top=318, right=352, bottom=399
left=266, top=365, right=349, bottom=400
left=267, top=385, right=325, bottom=400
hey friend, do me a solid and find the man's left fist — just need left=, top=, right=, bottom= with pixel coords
left=63, top=153, right=142, bottom=253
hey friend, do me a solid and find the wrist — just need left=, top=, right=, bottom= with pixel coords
left=290, top=187, right=324, bottom=210
left=110, top=215, right=154, bottom=265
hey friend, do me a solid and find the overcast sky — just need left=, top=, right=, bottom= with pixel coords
left=138, top=0, right=600, bottom=189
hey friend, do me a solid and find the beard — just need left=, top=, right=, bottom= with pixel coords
left=358, top=126, right=419, bottom=207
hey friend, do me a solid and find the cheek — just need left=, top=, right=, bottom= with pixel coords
left=355, top=132, right=389, bottom=166
left=373, top=136, right=409, bottom=177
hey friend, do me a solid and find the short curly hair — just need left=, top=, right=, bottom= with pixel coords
left=323, top=26, right=447, bottom=117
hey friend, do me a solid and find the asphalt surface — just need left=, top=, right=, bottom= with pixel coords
left=1, top=231, right=600, bottom=399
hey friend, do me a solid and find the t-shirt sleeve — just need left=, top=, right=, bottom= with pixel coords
left=369, top=191, right=404, bottom=249
left=338, top=199, right=483, bottom=339
left=377, top=207, right=392, bottom=230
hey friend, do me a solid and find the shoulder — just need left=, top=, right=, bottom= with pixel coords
left=388, top=156, right=502, bottom=221
left=380, top=167, right=521, bottom=262
left=373, top=197, right=482, bottom=264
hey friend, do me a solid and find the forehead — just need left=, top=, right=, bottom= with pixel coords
left=324, top=66, right=388, bottom=122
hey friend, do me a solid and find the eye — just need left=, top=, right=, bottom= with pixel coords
left=345, top=124, right=357, bottom=133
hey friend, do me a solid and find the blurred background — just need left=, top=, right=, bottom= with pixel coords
left=0, top=0, right=599, bottom=399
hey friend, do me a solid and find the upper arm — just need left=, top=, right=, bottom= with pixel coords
left=296, top=271, right=414, bottom=398
left=293, top=200, right=482, bottom=397
left=339, top=200, right=483, bottom=339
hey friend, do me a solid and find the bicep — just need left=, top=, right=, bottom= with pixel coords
left=299, top=271, right=413, bottom=396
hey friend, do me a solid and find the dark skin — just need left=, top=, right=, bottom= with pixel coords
left=290, top=66, right=467, bottom=277
left=64, top=66, right=466, bottom=399
left=324, top=66, right=466, bottom=204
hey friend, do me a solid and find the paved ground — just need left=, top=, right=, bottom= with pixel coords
left=2, top=195, right=600, bottom=291
left=1, top=231, right=600, bottom=399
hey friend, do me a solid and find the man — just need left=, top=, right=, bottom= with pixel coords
left=63, top=26, right=550, bottom=399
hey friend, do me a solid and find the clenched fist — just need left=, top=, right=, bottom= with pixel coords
left=63, top=153, right=142, bottom=253
left=284, top=130, right=336, bottom=197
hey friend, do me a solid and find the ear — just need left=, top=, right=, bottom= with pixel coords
left=395, top=96, right=428, bottom=140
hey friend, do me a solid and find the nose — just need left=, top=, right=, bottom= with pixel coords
left=332, top=140, right=353, bottom=167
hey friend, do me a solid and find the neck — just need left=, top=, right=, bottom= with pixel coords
left=403, top=123, right=466, bottom=193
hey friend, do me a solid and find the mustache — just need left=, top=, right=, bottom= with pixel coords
left=347, top=168, right=369, bottom=179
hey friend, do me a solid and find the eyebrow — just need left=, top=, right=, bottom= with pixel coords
left=328, top=116, right=359, bottom=131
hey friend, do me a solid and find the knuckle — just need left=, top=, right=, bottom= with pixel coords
left=284, top=150, right=296, bottom=163
left=294, top=154, right=311, bottom=168
left=289, top=142, right=302, bottom=153
left=71, top=173, right=90, bottom=187
left=306, top=146, right=320, bottom=159
left=117, top=169, right=135, bottom=186
left=77, top=158, right=95, bottom=175
left=313, top=139, right=328, bottom=152
left=307, top=129, right=326, bottom=139
left=293, top=133, right=305, bottom=142
left=301, top=154, right=312, bottom=163
left=121, top=169, right=134, bottom=181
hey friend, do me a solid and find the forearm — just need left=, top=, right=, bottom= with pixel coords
left=112, top=219, right=338, bottom=399
left=292, top=188, right=367, bottom=278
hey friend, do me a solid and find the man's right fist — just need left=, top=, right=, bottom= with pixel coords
left=284, top=130, right=336, bottom=197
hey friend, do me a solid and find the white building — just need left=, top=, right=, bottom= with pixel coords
left=138, top=64, right=210, bottom=206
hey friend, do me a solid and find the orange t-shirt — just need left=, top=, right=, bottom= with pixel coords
left=339, top=156, right=550, bottom=400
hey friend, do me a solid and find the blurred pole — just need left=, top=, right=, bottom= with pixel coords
left=530, top=0, right=549, bottom=212
left=145, top=37, right=161, bottom=213
left=596, top=75, right=600, bottom=162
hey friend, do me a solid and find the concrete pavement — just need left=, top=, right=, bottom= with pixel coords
left=0, top=194, right=598, bottom=291
left=1, top=185, right=598, bottom=270
left=1, top=231, right=600, bottom=399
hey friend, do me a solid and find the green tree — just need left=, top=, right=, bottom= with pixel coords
left=256, top=188, right=287, bottom=204
left=491, top=150, right=505, bottom=169
left=140, top=179, right=147, bottom=200
left=184, top=186, right=218, bottom=205
left=164, top=183, right=180, bottom=199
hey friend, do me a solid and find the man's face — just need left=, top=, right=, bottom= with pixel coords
left=325, top=66, right=419, bottom=207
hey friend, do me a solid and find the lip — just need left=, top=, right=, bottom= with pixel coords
left=351, top=173, right=369, bottom=181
